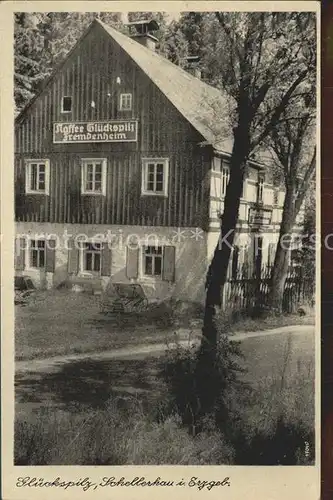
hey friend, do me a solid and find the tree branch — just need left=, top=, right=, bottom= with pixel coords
left=295, top=147, right=316, bottom=214
left=251, top=69, right=308, bottom=149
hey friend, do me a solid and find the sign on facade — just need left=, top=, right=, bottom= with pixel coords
left=53, top=120, right=138, bottom=143
left=249, top=206, right=272, bottom=226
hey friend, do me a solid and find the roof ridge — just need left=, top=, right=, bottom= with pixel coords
left=96, top=18, right=222, bottom=98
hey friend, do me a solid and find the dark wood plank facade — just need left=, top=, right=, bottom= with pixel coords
left=15, top=23, right=212, bottom=229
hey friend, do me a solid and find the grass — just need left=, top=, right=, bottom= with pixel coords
left=15, top=289, right=315, bottom=361
left=15, top=399, right=234, bottom=465
left=15, top=328, right=315, bottom=465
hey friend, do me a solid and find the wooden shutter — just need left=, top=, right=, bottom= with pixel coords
left=126, top=247, right=139, bottom=279
left=45, top=238, right=56, bottom=273
left=162, top=246, right=175, bottom=282
left=68, top=239, right=79, bottom=274
left=101, top=242, right=112, bottom=277
left=14, top=238, right=26, bottom=271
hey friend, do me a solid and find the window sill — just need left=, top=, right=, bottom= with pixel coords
left=77, top=272, right=101, bottom=278
left=81, top=192, right=106, bottom=196
left=26, top=191, right=49, bottom=195
left=141, top=192, right=168, bottom=198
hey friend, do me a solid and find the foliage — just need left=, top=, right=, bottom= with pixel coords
left=15, top=398, right=234, bottom=465
left=14, top=12, right=124, bottom=112
left=159, top=335, right=247, bottom=434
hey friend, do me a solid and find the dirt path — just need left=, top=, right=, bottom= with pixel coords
left=16, top=324, right=314, bottom=374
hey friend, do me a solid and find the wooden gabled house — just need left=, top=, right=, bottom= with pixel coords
left=14, top=18, right=291, bottom=303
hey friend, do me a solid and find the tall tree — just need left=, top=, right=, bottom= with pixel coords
left=14, top=12, right=124, bottom=112
left=195, top=12, right=316, bottom=413
left=266, top=91, right=316, bottom=311
left=14, top=13, right=45, bottom=113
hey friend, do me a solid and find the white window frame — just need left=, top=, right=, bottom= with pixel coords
left=79, top=240, right=102, bottom=275
left=27, top=238, right=46, bottom=270
left=119, top=93, right=132, bottom=111
left=61, top=96, right=72, bottom=113
left=81, top=158, right=107, bottom=196
left=141, top=245, right=164, bottom=279
left=25, top=159, right=50, bottom=195
left=141, top=158, right=169, bottom=197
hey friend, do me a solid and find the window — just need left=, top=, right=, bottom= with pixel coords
left=25, top=160, right=50, bottom=194
left=30, top=239, right=45, bottom=269
left=221, top=166, right=230, bottom=197
left=141, top=158, right=169, bottom=196
left=80, top=242, right=102, bottom=273
left=81, top=159, right=107, bottom=195
left=257, top=175, right=265, bottom=204
left=61, top=96, right=72, bottom=113
left=143, top=246, right=163, bottom=277
left=119, top=93, right=132, bottom=111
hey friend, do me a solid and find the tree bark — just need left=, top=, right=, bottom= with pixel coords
left=202, top=130, right=249, bottom=348
left=268, top=186, right=296, bottom=312
left=195, top=125, right=249, bottom=416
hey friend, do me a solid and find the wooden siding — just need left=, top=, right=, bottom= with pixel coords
left=15, top=23, right=211, bottom=229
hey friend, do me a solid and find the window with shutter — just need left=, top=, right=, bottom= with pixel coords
left=29, top=239, right=46, bottom=269
left=79, top=242, right=102, bottom=274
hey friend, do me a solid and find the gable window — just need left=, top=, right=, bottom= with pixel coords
left=30, top=239, right=45, bottom=269
left=80, top=242, right=102, bottom=274
left=141, top=158, right=169, bottom=196
left=61, top=96, right=72, bottom=113
left=257, top=175, right=265, bottom=204
left=119, top=93, right=132, bottom=111
left=81, top=159, right=107, bottom=195
left=143, top=245, right=163, bottom=277
left=25, top=160, right=50, bottom=194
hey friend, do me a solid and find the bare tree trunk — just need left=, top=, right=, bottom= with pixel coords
left=195, top=126, right=249, bottom=416
left=269, top=187, right=296, bottom=312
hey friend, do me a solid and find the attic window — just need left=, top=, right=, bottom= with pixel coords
left=119, top=93, right=132, bottom=111
left=61, top=96, right=72, bottom=113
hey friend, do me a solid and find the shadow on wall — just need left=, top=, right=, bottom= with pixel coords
left=173, top=242, right=207, bottom=304
left=50, top=255, right=207, bottom=305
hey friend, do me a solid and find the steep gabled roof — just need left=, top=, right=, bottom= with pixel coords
left=15, top=18, right=234, bottom=154
left=96, top=19, right=233, bottom=153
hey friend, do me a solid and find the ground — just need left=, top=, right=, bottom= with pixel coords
left=14, top=289, right=316, bottom=465
left=15, top=289, right=315, bottom=361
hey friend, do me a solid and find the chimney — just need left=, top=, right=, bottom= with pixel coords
left=127, top=19, right=159, bottom=51
left=185, top=55, right=202, bottom=79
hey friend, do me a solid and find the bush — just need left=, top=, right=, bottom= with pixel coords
left=159, top=334, right=247, bottom=434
